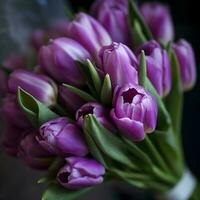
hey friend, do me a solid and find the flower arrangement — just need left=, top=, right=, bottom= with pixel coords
left=0, top=0, right=198, bottom=199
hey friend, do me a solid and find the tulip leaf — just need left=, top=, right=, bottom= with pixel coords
left=18, top=88, right=58, bottom=127
left=128, top=0, right=153, bottom=41
left=144, top=78, right=171, bottom=131
left=84, top=114, right=139, bottom=171
left=42, top=183, right=91, bottom=200
left=62, top=84, right=97, bottom=102
left=165, top=51, right=183, bottom=135
left=101, top=74, right=112, bottom=106
left=86, top=59, right=102, bottom=94
left=139, top=50, right=147, bottom=86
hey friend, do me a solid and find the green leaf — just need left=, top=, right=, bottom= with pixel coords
left=128, top=0, right=153, bottom=41
left=139, top=50, right=147, bottom=86
left=84, top=115, right=138, bottom=170
left=165, top=51, right=183, bottom=135
left=42, top=183, right=91, bottom=200
left=18, top=88, right=58, bottom=127
left=144, top=78, right=171, bottom=131
left=86, top=59, right=102, bottom=94
left=100, top=74, right=112, bottom=106
left=62, top=84, right=96, bottom=102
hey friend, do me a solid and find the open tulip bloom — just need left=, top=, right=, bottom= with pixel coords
left=0, top=0, right=199, bottom=200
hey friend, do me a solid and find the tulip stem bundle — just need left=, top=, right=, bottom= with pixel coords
left=0, top=0, right=198, bottom=200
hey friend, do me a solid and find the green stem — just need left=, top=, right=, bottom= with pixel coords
left=53, top=104, right=73, bottom=119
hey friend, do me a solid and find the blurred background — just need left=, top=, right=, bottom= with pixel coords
left=0, top=0, right=199, bottom=199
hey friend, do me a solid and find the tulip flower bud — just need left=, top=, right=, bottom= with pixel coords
left=59, top=86, right=85, bottom=113
left=110, top=84, right=157, bottom=141
left=172, top=39, right=196, bottom=91
left=18, top=133, right=53, bottom=170
left=57, top=157, right=105, bottom=189
left=67, top=12, right=112, bottom=61
left=3, top=53, right=26, bottom=70
left=2, top=125, right=27, bottom=157
left=140, top=3, right=174, bottom=42
left=38, top=117, right=88, bottom=156
left=8, top=69, right=58, bottom=106
left=137, top=40, right=171, bottom=97
left=39, top=37, right=91, bottom=86
left=0, top=70, right=8, bottom=95
left=1, top=95, right=31, bottom=128
left=30, top=29, right=47, bottom=51
left=99, top=42, right=138, bottom=87
left=91, top=0, right=131, bottom=45
left=76, top=102, right=115, bottom=132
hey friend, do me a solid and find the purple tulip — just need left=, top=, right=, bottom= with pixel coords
left=30, top=29, right=47, bottom=51
left=140, top=3, right=174, bottom=42
left=57, top=157, right=105, bottom=189
left=39, top=37, right=91, bottom=86
left=99, top=42, right=138, bottom=87
left=91, top=0, right=131, bottom=45
left=0, top=70, right=8, bottom=95
left=18, top=133, right=53, bottom=170
left=3, top=53, right=26, bottom=70
left=76, top=102, right=115, bottom=132
left=1, top=95, right=31, bottom=128
left=67, top=12, right=112, bottom=62
left=110, top=84, right=157, bottom=141
left=2, top=124, right=27, bottom=157
left=59, top=86, right=85, bottom=113
left=173, top=39, right=196, bottom=91
left=8, top=69, right=58, bottom=106
left=38, top=117, right=88, bottom=156
left=137, top=40, right=171, bottom=97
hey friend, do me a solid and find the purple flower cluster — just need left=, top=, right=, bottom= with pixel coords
left=0, top=0, right=196, bottom=191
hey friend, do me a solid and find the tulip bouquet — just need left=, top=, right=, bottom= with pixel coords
left=0, top=0, right=199, bottom=199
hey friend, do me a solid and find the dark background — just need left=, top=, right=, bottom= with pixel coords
left=0, top=0, right=199, bottom=199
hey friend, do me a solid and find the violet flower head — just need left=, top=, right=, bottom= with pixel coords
left=110, top=84, right=158, bottom=141
left=91, top=0, right=131, bottom=45
left=140, top=2, right=174, bottom=42
left=57, top=157, right=105, bottom=189
left=173, top=39, right=196, bottom=91
left=1, top=95, right=31, bottom=128
left=2, top=124, right=27, bottom=157
left=59, top=86, right=85, bottom=113
left=8, top=69, right=58, bottom=106
left=38, top=117, right=88, bottom=156
left=39, top=37, right=91, bottom=86
left=18, top=133, right=53, bottom=170
left=67, top=12, right=112, bottom=62
left=76, top=102, right=115, bottom=132
left=137, top=40, right=171, bottom=97
left=0, top=70, right=8, bottom=95
left=99, top=42, right=138, bottom=88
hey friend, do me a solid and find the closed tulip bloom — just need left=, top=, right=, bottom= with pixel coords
left=2, top=125, right=27, bottom=157
left=140, top=3, right=174, bottom=42
left=59, top=86, right=85, bottom=113
left=0, top=70, right=8, bottom=95
left=57, top=157, right=105, bottom=189
left=137, top=40, right=171, bottom=97
left=38, top=117, right=88, bottom=156
left=3, top=53, right=26, bottom=70
left=110, top=84, right=157, bottom=141
left=173, top=39, right=196, bottom=91
left=1, top=95, right=31, bottom=128
left=76, top=102, right=115, bottom=132
left=39, top=37, right=91, bottom=86
left=67, top=12, right=112, bottom=61
left=99, top=42, right=138, bottom=87
left=18, top=133, right=53, bottom=170
left=30, top=29, right=47, bottom=51
left=8, top=69, right=58, bottom=106
left=91, top=0, right=131, bottom=45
